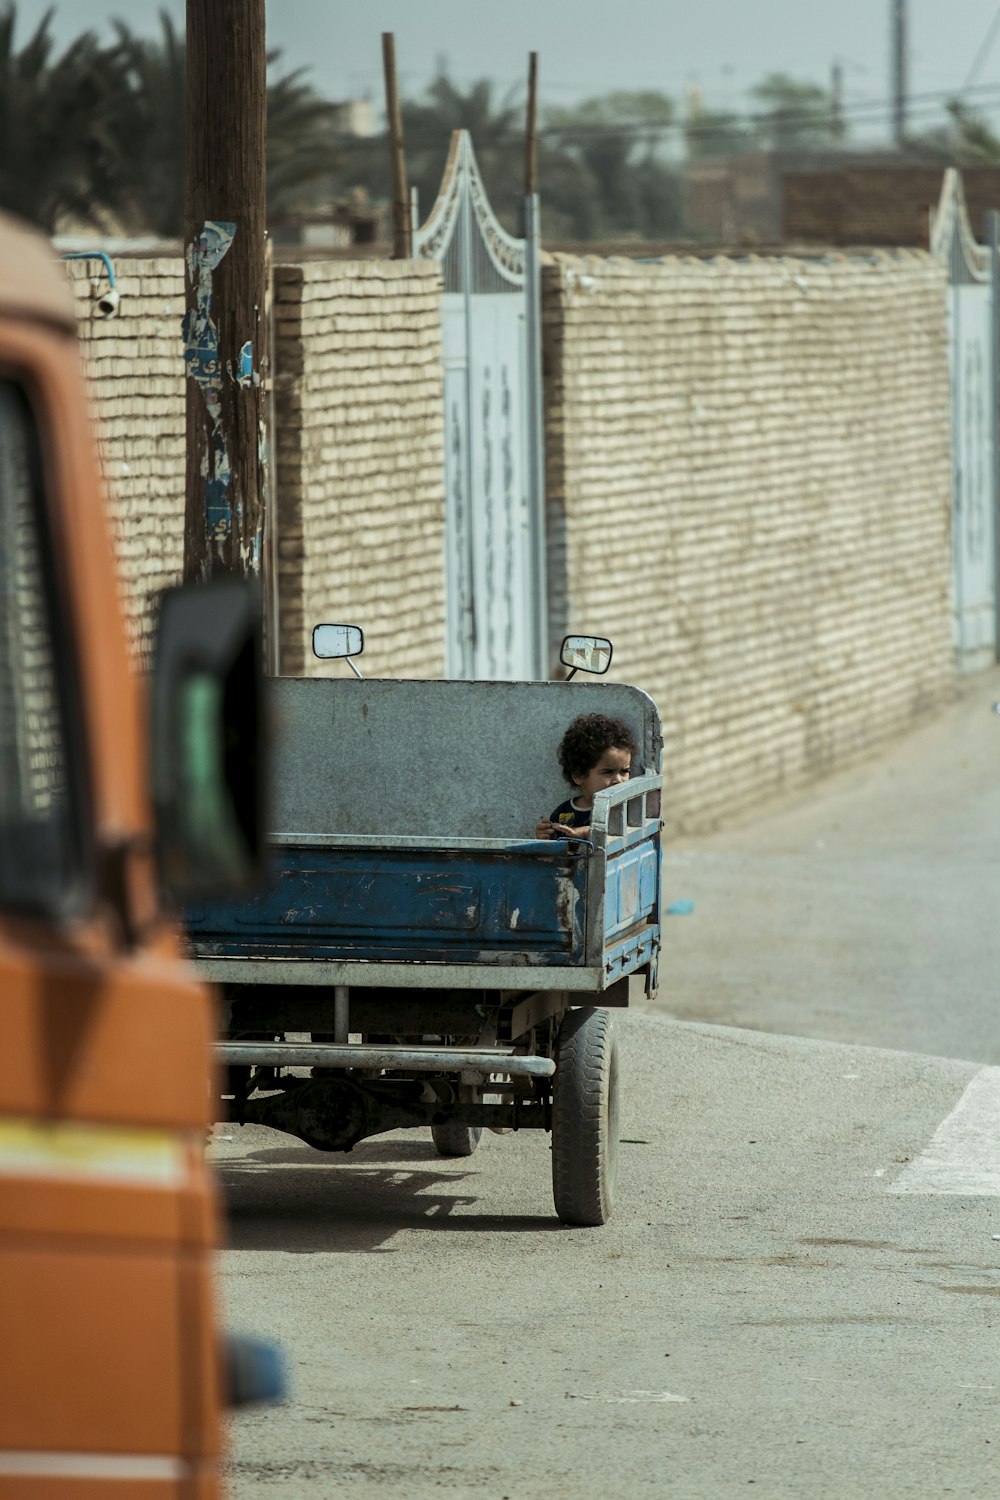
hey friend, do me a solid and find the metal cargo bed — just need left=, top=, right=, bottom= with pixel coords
left=186, top=674, right=664, bottom=1227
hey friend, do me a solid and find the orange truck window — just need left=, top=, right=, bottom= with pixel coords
left=0, top=380, right=87, bottom=914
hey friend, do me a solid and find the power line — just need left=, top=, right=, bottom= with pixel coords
left=395, top=92, right=1000, bottom=152
left=961, top=5, right=1000, bottom=92
left=528, top=84, right=1000, bottom=146
left=357, top=79, right=1000, bottom=152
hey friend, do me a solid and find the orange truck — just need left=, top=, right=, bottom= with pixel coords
left=0, top=213, right=271, bottom=1495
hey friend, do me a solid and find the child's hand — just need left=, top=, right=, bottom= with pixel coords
left=535, top=818, right=562, bottom=839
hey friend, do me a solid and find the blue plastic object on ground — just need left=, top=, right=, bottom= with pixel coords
left=225, top=1334, right=286, bottom=1406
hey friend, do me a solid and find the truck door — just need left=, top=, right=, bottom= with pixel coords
left=0, top=331, right=223, bottom=1495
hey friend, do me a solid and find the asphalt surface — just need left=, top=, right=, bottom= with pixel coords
left=657, top=667, right=1000, bottom=1064
left=216, top=667, right=1000, bottom=1498
left=217, top=1023, right=999, bottom=1499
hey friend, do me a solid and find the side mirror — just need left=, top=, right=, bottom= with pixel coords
left=560, top=634, right=613, bottom=679
left=312, top=623, right=363, bottom=659
left=312, top=623, right=364, bottom=677
left=151, top=579, right=266, bottom=899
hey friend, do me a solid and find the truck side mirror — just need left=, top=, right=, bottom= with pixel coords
left=151, top=579, right=266, bottom=898
left=312, top=623, right=363, bottom=660
left=312, top=623, right=365, bottom=678
left=559, top=635, right=613, bottom=679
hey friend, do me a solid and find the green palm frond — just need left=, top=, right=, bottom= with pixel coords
left=0, top=2, right=119, bottom=230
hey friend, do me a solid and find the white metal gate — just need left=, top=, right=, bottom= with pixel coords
left=931, top=169, right=999, bottom=670
left=414, top=131, right=547, bottom=680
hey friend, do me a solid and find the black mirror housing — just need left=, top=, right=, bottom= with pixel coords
left=559, top=635, right=613, bottom=677
left=151, top=579, right=266, bottom=899
left=312, top=623, right=364, bottom=660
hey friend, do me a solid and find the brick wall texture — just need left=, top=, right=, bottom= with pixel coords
left=66, top=246, right=956, bottom=832
left=542, top=249, right=955, bottom=833
left=67, top=256, right=186, bottom=663
left=273, top=259, right=446, bottom=677
left=783, top=166, right=1000, bottom=247
left=66, top=255, right=447, bottom=680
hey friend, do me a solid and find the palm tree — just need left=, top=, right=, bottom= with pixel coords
left=107, top=11, right=343, bottom=237
left=685, top=105, right=751, bottom=161
left=0, top=4, right=122, bottom=231
left=265, top=59, right=342, bottom=221
left=105, top=11, right=185, bottom=236
left=543, top=91, right=682, bottom=240
left=749, top=73, right=836, bottom=152
left=940, top=99, right=1000, bottom=162
left=405, top=73, right=524, bottom=227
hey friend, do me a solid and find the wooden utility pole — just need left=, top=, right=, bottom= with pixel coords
left=382, top=33, right=412, bottom=259
left=525, top=52, right=539, bottom=198
left=184, top=0, right=267, bottom=580
left=892, top=0, right=907, bottom=148
left=831, top=60, right=845, bottom=143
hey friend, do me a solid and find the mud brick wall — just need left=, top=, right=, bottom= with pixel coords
left=67, top=256, right=186, bottom=663
left=67, top=245, right=956, bottom=834
left=66, top=254, right=447, bottom=679
left=783, top=166, right=1000, bottom=247
left=273, top=259, right=446, bottom=677
left=542, top=249, right=955, bottom=834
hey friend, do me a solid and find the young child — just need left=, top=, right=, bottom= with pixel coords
left=535, top=712, right=638, bottom=841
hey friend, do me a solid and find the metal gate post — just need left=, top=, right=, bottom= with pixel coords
left=524, top=190, right=549, bottom=680
left=988, top=209, right=1000, bottom=662
left=414, top=130, right=548, bottom=682
left=932, top=170, right=998, bottom=669
left=460, top=163, right=477, bottom=677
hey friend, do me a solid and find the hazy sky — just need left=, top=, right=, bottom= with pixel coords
left=25, top=0, right=1000, bottom=143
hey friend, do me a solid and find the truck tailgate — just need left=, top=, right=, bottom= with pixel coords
left=186, top=841, right=589, bottom=965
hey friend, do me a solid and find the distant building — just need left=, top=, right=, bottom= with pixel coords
left=685, top=151, right=1000, bottom=248
left=269, top=190, right=386, bottom=252
left=685, top=152, right=787, bottom=242
left=334, top=98, right=376, bottom=139
left=783, top=165, right=1000, bottom=246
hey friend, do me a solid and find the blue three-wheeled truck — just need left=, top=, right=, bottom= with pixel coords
left=186, top=631, right=663, bottom=1225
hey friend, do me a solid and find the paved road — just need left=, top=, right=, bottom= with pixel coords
left=217, top=670, right=1000, bottom=1497
left=657, top=667, right=1000, bottom=1063
left=218, top=1020, right=1000, bottom=1499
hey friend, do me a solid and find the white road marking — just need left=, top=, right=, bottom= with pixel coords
left=567, top=1390, right=689, bottom=1404
left=890, top=1066, right=1000, bottom=1195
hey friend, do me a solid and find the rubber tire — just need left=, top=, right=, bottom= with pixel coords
left=431, top=1122, right=483, bottom=1158
left=551, top=1006, right=620, bottom=1226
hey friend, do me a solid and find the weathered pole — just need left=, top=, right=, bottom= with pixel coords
left=525, top=51, right=539, bottom=198
left=184, top=0, right=267, bottom=580
left=830, top=60, right=845, bottom=143
left=891, top=0, right=907, bottom=149
left=522, top=52, right=548, bottom=681
left=382, top=33, right=412, bottom=259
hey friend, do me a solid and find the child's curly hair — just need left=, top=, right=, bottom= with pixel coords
left=558, top=713, right=638, bottom=786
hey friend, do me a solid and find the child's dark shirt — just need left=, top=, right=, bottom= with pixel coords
left=549, top=797, right=591, bottom=831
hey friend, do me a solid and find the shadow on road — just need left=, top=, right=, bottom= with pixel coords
left=217, top=1138, right=564, bottom=1252
left=238, top=1138, right=446, bottom=1166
